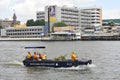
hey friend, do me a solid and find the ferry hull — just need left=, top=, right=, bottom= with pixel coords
left=23, top=59, right=92, bottom=68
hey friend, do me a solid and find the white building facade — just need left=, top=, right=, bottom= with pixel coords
left=1, top=26, right=44, bottom=38
left=36, top=11, right=45, bottom=20
left=80, top=7, right=102, bottom=30
left=36, top=5, right=102, bottom=32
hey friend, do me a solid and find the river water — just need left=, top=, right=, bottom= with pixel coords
left=0, top=41, right=120, bottom=80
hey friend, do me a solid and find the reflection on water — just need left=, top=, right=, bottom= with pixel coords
left=23, top=66, right=93, bottom=80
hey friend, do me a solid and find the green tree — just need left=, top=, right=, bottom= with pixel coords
left=108, top=21, right=115, bottom=26
left=34, top=19, right=45, bottom=26
left=0, top=25, right=2, bottom=29
left=39, top=19, right=45, bottom=26
left=53, top=22, right=67, bottom=27
left=26, top=19, right=34, bottom=26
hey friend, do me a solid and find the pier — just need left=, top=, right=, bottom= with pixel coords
left=81, top=33, right=120, bottom=40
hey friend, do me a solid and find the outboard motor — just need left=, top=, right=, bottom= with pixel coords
left=88, top=60, right=92, bottom=64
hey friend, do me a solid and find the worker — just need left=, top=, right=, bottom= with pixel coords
left=26, top=52, right=32, bottom=59
left=42, top=54, right=47, bottom=60
left=39, top=53, right=47, bottom=60
left=33, top=52, right=38, bottom=60
left=39, top=53, right=43, bottom=59
left=71, top=52, right=77, bottom=61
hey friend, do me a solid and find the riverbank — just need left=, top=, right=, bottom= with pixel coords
left=0, top=37, right=80, bottom=41
left=1, top=36, right=120, bottom=41
left=0, top=37, right=41, bottom=41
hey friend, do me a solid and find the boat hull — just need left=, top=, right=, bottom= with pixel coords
left=23, top=59, right=92, bottom=68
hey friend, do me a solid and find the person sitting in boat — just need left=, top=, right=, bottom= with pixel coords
left=42, top=54, right=47, bottom=60
left=26, top=52, right=32, bottom=59
left=33, top=52, right=38, bottom=60
left=39, top=53, right=43, bottom=59
left=39, top=53, right=47, bottom=60
left=71, top=52, right=77, bottom=61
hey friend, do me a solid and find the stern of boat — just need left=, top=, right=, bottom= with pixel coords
left=88, top=60, right=92, bottom=64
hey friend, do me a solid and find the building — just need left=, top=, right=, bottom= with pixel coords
left=0, top=19, right=13, bottom=28
left=0, top=13, right=20, bottom=28
left=80, top=7, right=102, bottom=30
left=50, top=26, right=81, bottom=40
left=53, top=26, right=75, bottom=32
left=11, top=12, right=20, bottom=27
left=36, top=5, right=102, bottom=33
left=1, top=26, right=44, bottom=38
left=36, top=11, right=45, bottom=20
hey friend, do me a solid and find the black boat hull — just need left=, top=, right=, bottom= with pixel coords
left=23, top=59, right=92, bottom=68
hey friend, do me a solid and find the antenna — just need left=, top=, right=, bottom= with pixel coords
left=13, top=9, right=15, bottom=13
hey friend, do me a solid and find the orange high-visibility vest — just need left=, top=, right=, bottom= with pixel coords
left=33, top=53, right=38, bottom=60
left=27, top=53, right=32, bottom=59
left=39, top=53, right=43, bottom=59
left=71, top=53, right=77, bottom=61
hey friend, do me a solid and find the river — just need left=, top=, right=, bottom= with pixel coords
left=0, top=41, right=120, bottom=80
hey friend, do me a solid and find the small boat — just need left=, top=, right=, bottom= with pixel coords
left=23, top=59, right=92, bottom=67
left=23, top=46, right=92, bottom=68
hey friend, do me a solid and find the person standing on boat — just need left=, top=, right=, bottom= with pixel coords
left=33, top=52, right=38, bottom=60
left=71, top=52, right=77, bottom=61
left=26, top=52, right=32, bottom=59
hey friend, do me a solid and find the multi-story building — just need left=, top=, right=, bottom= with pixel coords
left=36, top=11, right=45, bottom=20
left=0, top=19, right=13, bottom=28
left=80, top=7, right=102, bottom=30
left=36, top=5, right=102, bottom=33
left=1, top=26, right=44, bottom=38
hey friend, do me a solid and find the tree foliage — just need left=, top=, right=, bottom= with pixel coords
left=53, top=22, right=67, bottom=27
left=0, top=25, right=2, bottom=29
left=108, top=21, right=115, bottom=26
left=26, top=19, right=34, bottom=26
left=26, top=19, right=45, bottom=26
left=34, top=19, right=45, bottom=26
left=103, top=19, right=120, bottom=24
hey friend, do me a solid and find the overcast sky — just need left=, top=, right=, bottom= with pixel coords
left=0, top=0, right=120, bottom=23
